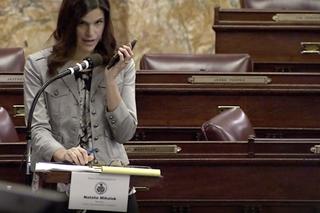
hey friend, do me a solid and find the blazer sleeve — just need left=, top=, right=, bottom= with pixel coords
left=105, top=59, right=138, bottom=143
left=24, top=55, right=64, bottom=163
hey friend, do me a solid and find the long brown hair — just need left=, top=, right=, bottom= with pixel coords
left=48, top=0, right=116, bottom=75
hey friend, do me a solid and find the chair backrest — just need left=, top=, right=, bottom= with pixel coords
left=140, top=53, right=253, bottom=72
left=0, top=47, right=25, bottom=73
left=241, top=0, right=320, bottom=10
left=201, top=108, right=255, bottom=141
left=0, top=107, right=19, bottom=142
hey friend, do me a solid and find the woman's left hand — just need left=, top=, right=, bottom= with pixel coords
left=105, top=43, right=134, bottom=81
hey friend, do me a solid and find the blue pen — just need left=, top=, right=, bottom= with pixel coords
left=87, top=148, right=99, bottom=155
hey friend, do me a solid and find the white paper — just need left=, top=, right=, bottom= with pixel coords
left=68, top=172, right=129, bottom=212
left=35, top=162, right=100, bottom=173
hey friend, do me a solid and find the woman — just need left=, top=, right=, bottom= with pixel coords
left=24, top=0, right=138, bottom=212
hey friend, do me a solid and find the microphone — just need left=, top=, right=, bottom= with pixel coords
left=67, top=53, right=103, bottom=74
left=25, top=53, right=103, bottom=183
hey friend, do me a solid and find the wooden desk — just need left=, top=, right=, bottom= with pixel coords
left=2, top=71, right=320, bottom=139
left=2, top=139, right=320, bottom=212
left=213, top=7, right=320, bottom=72
left=136, top=71, right=320, bottom=138
left=0, top=142, right=26, bottom=183
left=130, top=139, right=320, bottom=213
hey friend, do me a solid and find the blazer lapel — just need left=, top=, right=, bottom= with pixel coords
left=91, top=66, right=105, bottom=97
left=58, top=62, right=80, bottom=104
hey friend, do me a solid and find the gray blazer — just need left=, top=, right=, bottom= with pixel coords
left=24, top=48, right=137, bottom=170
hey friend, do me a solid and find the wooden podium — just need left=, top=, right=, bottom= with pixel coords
left=35, top=166, right=161, bottom=212
left=36, top=168, right=161, bottom=191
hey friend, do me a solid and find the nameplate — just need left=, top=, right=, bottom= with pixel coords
left=310, top=145, right=320, bottom=154
left=188, top=76, right=271, bottom=84
left=0, top=74, right=24, bottom=83
left=301, top=42, right=320, bottom=54
left=69, top=172, right=129, bottom=212
left=125, top=145, right=181, bottom=154
left=273, top=13, right=320, bottom=23
left=13, top=105, right=25, bottom=117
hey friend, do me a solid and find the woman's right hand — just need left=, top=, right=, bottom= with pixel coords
left=53, top=146, right=94, bottom=165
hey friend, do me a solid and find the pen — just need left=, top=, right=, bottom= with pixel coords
left=87, top=148, right=99, bottom=155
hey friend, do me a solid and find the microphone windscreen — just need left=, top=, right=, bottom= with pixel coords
left=89, top=53, right=103, bottom=68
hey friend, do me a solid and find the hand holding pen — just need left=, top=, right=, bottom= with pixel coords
left=61, top=146, right=98, bottom=165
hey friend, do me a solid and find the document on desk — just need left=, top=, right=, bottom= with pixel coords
left=35, top=162, right=100, bottom=173
left=35, top=162, right=161, bottom=177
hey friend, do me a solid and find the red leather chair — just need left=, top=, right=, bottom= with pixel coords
left=241, top=0, right=320, bottom=10
left=0, top=107, right=19, bottom=142
left=140, top=53, right=253, bottom=72
left=201, top=108, right=255, bottom=141
left=0, top=47, right=25, bottom=73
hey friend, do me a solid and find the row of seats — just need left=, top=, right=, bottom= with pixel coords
left=0, top=104, right=255, bottom=142
left=0, top=48, right=255, bottom=142
left=1, top=47, right=253, bottom=73
left=139, top=53, right=256, bottom=141
left=1, top=100, right=255, bottom=143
